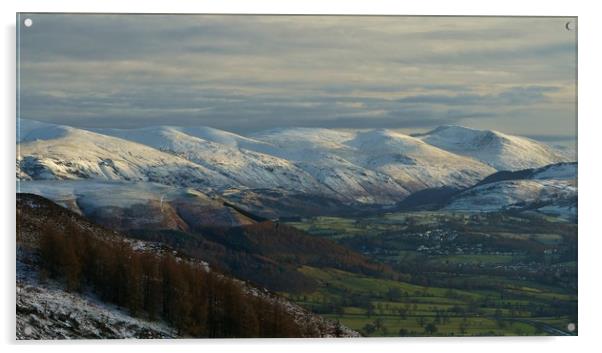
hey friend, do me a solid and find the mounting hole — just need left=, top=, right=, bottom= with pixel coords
left=567, top=323, right=576, bottom=332
left=565, top=21, right=575, bottom=31
left=24, top=18, right=33, bottom=27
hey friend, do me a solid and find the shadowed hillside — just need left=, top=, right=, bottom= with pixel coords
left=17, top=193, right=359, bottom=338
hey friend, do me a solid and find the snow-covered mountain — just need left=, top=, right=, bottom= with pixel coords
left=345, top=129, right=496, bottom=190
left=17, top=119, right=573, bottom=211
left=414, top=125, right=571, bottom=171
left=90, top=126, right=330, bottom=196
left=17, top=120, right=237, bottom=190
left=445, top=162, right=577, bottom=220
left=91, top=125, right=503, bottom=204
left=249, top=127, right=496, bottom=193
left=91, top=126, right=412, bottom=204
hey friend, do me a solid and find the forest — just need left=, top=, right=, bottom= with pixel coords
left=34, top=220, right=303, bottom=338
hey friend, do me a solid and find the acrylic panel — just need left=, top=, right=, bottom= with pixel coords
left=16, top=14, right=577, bottom=339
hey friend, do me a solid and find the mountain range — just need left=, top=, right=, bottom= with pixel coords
left=16, top=119, right=578, bottom=338
left=17, top=119, right=575, bottom=221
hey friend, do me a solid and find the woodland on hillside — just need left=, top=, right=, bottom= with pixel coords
left=34, top=221, right=303, bottom=338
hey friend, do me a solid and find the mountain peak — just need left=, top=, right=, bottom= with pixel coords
left=416, top=125, right=569, bottom=171
left=17, top=119, right=75, bottom=143
left=422, top=125, right=502, bottom=139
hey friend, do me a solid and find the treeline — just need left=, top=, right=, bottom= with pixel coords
left=37, top=222, right=302, bottom=338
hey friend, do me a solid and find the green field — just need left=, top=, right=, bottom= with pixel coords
left=285, top=211, right=577, bottom=336
left=284, top=266, right=574, bottom=336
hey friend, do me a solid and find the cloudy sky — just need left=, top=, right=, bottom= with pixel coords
left=18, top=14, right=576, bottom=147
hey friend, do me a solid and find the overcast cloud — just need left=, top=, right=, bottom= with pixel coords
left=17, top=14, right=577, bottom=147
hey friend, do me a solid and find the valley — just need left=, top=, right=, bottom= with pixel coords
left=16, top=119, right=577, bottom=338
left=285, top=211, right=577, bottom=336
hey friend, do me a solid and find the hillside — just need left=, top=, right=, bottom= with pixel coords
left=250, top=127, right=496, bottom=192
left=17, top=193, right=359, bottom=339
left=17, top=262, right=177, bottom=339
left=395, top=162, right=577, bottom=221
left=93, top=125, right=411, bottom=204
left=91, top=126, right=329, bottom=195
left=17, top=119, right=573, bottom=216
left=18, top=180, right=256, bottom=231
left=414, top=125, right=570, bottom=171
left=445, top=162, right=577, bottom=220
left=17, top=120, right=236, bottom=190
left=128, top=219, right=390, bottom=293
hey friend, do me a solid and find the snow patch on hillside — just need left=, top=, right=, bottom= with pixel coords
left=532, top=162, right=577, bottom=180
left=17, top=253, right=176, bottom=340
left=446, top=179, right=576, bottom=211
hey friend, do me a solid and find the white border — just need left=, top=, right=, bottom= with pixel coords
left=3, top=1, right=601, bottom=352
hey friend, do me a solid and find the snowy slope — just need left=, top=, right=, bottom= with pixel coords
left=251, top=127, right=354, bottom=157
left=251, top=127, right=496, bottom=193
left=94, top=125, right=278, bottom=156
left=415, top=125, right=570, bottom=171
left=91, top=126, right=329, bottom=195
left=17, top=119, right=70, bottom=143
left=93, top=126, right=410, bottom=204
left=346, top=129, right=496, bottom=190
left=168, top=125, right=276, bottom=152
left=17, top=119, right=237, bottom=190
left=17, top=273, right=177, bottom=339
left=18, top=120, right=573, bottom=208
left=446, top=179, right=576, bottom=211
left=532, top=162, right=577, bottom=180
left=18, top=180, right=256, bottom=230
left=445, top=162, right=577, bottom=219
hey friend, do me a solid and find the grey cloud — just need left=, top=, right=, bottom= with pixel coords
left=20, top=86, right=495, bottom=133
left=18, top=14, right=576, bottom=137
left=397, top=86, right=560, bottom=106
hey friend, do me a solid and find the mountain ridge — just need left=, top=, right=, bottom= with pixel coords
left=17, top=119, right=573, bottom=212
left=414, top=125, right=570, bottom=171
